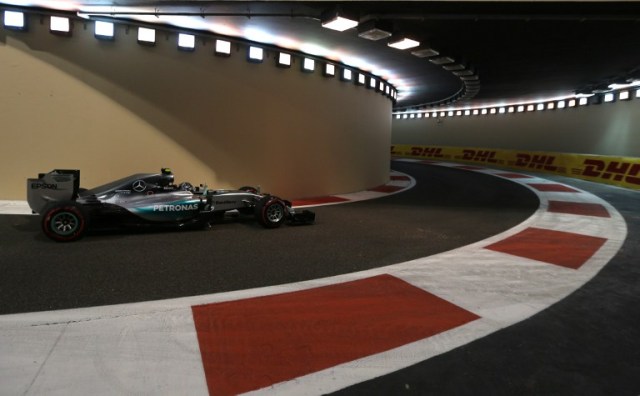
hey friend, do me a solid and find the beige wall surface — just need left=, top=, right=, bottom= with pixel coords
left=392, top=100, right=640, bottom=157
left=0, top=19, right=391, bottom=200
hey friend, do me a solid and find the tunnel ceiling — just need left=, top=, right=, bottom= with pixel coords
left=5, top=1, right=640, bottom=110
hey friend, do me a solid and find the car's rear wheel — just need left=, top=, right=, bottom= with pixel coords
left=41, top=201, right=88, bottom=242
left=255, top=196, right=287, bottom=228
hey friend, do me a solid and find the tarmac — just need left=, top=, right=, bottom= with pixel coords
left=1, top=159, right=638, bottom=395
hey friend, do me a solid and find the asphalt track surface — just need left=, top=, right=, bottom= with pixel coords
left=1, top=161, right=538, bottom=315
left=2, top=161, right=639, bottom=395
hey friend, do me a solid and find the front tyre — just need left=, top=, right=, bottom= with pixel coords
left=255, top=196, right=287, bottom=228
left=41, top=201, right=88, bottom=242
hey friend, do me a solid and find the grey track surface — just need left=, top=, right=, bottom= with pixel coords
left=333, top=173, right=640, bottom=396
left=0, top=161, right=538, bottom=315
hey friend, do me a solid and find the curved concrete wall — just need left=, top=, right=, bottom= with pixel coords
left=0, top=16, right=391, bottom=200
left=392, top=99, right=640, bottom=157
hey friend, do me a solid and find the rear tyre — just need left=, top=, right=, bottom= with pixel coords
left=41, top=201, right=88, bottom=242
left=255, top=196, right=287, bottom=228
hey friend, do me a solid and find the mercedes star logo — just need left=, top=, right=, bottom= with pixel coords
left=132, top=180, right=147, bottom=192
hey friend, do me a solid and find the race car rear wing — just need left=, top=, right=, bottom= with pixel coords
left=27, top=169, right=80, bottom=214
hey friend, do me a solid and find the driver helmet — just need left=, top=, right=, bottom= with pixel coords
left=159, top=168, right=174, bottom=187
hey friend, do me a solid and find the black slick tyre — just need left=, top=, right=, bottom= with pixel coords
left=41, top=201, right=88, bottom=242
left=255, top=196, right=287, bottom=228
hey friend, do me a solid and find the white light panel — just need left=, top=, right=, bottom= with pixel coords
left=248, top=46, right=263, bottom=62
left=388, top=38, right=420, bottom=50
left=3, top=10, right=25, bottom=29
left=178, top=33, right=195, bottom=49
left=94, top=21, right=114, bottom=38
left=278, top=52, right=292, bottom=66
left=604, top=93, right=615, bottom=102
left=322, top=16, right=358, bottom=32
left=324, top=63, right=336, bottom=77
left=342, top=68, right=352, bottom=81
left=50, top=16, right=70, bottom=33
left=138, top=27, right=155, bottom=44
left=302, top=58, right=315, bottom=72
left=215, top=39, right=231, bottom=55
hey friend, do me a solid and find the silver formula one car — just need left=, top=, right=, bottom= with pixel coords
left=27, top=168, right=315, bottom=242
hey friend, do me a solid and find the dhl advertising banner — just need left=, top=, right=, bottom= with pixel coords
left=391, top=144, right=640, bottom=190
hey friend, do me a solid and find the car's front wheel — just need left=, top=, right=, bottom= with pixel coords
left=255, top=196, right=287, bottom=228
left=41, top=201, right=88, bottom=242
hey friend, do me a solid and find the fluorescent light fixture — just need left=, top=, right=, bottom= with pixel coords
left=324, top=63, right=336, bottom=77
left=527, top=105, right=535, bottom=111
left=379, top=81, right=385, bottom=92
left=138, top=27, right=155, bottom=45
left=490, top=108, right=497, bottom=114
left=385, top=85, right=390, bottom=95
left=302, top=58, right=315, bottom=72
left=604, top=92, right=615, bottom=102
left=3, top=10, right=26, bottom=30
left=357, top=73, right=366, bottom=85
left=579, top=97, right=589, bottom=106
left=321, top=10, right=358, bottom=32
left=395, top=114, right=401, bottom=120
left=410, top=114, right=415, bottom=119
left=429, top=56, right=455, bottom=65
left=536, top=103, right=545, bottom=111
left=481, top=109, right=488, bottom=115
left=341, top=68, right=353, bottom=81
left=248, top=46, right=264, bottom=62
left=464, top=110, right=471, bottom=116
left=499, top=107, right=506, bottom=114
left=456, top=110, right=462, bottom=116
left=388, top=37, right=420, bottom=50
left=517, top=105, right=525, bottom=113
left=215, top=39, right=231, bottom=56
left=568, top=99, right=577, bottom=107
left=619, top=90, right=631, bottom=101
left=443, top=64, right=466, bottom=71
left=440, top=111, right=446, bottom=117
left=402, top=114, right=408, bottom=119
left=94, top=21, right=114, bottom=39
left=50, top=16, right=70, bottom=35
left=417, top=113, right=423, bottom=118
left=411, top=48, right=439, bottom=58
left=508, top=106, right=515, bottom=113
left=368, top=77, right=376, bottom=89
left=557, top=100, right=566, bottom=109
left=177, top=33, right=195, bottom=50
left=277, top=52, right=292, bottom=67
left=357, top=20, right=392, bottom=41
left=547, top=102, right=555, bottom=110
